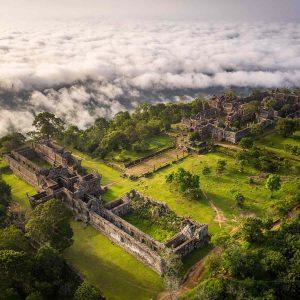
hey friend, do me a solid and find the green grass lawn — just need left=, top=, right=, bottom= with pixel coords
left=257, top=130, right=300, bottom=161
left=31, top=155, right=52, bottom=169
left=123, top=213, right=177, bottom=243
left=64, top=221, right=163, bottom=300
left=0, top=160, right=35, bottom=210
left=137, top=152, right=298, bottom=234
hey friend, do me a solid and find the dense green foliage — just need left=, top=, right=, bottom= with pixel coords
left=0, top=178, right=11, bottom=227
left=237, top=146, right=283, bottom=173
left=31, top=112, right=65, bottom=140
left=166, top=167, right=201, bottom=200
left=276, top=118, right=299, bottom=138
left=0, top=176, right=102, bottom=299
left=30, top=98, right=208, bottom=159
left=239, top=137, right=254, bottom=149
left=182, top=216, right=300, bottom=300
left=0, top=226, right=83, bottom=300
left=25, top=199, right=73, bottom=251
left=231, top=190, right=245, bottom=207
left=216, top=159, right=227, bottom=174
left=0, top=133, right=25, bottom=154
left=74, top=282, right=103, bottom=300
left=266, top=174, right=281, bottom=198
left=202, top=166, right=211, bottom=176
left=284, top=143, right=300, bottom=156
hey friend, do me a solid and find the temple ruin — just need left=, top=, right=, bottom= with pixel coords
left=4, top=140, right=209, bottom=274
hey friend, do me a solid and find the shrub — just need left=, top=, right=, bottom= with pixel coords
left=202, top=166, right=211, bottom=176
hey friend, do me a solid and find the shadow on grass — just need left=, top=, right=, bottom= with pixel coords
left=64, top=224, right=163, bottom=300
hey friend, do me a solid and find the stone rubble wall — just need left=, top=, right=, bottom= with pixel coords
left=89, top=211, right=165, bottom=274
left=4, top=154, right=39, bottom=187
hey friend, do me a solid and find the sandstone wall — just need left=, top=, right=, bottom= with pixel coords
left=4, top=154, right=39, bottom=187
left=89, top=211, right=165, bottom=274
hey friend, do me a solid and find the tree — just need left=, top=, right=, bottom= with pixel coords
left=240, top=217, right=264, bottom=243
left=0, top=133, right=25, bottom=153
left=232, top=191, right=245, bottom=207
left=184, top=278, right=225, bottom=300
left=0, top=179, right=11, bottom=227
left=25, top=199, right=73, bottom=251
left=261, top=250, right=286, bottom=277
left=216, top=159, right=226, bottom=174
left=265, top=174, right=281, bottom=198
left=0, top=249, right=32, bottom=290
left=100, top=130, right=130, bottom=152
left=33, top=245, right=64, bottom=286
left=211, top=232, right=235, bottom=249
left=74, top=282, right=103, bottom=300
left=32, top=112, right=65, bottom=139
left=166, top=168, right=201, bottom=199
left=202, top=166, right=211, bottom=176
left=239, top=137, right=254, bottom=149
left=0, top=226, right=30, bottom=252
left=276, top=118, right=298, bottom=138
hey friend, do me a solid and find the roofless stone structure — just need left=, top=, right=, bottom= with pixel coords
left=4, top=140, right=209, bottom=274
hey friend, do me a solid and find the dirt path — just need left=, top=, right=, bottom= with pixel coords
left=72, top=153, right=93, bottom=163
left=203, top=191, right=227, bottom=228
left=215, top=143, right=241, bottom=151
left=157, top=248, right=218, bottom=300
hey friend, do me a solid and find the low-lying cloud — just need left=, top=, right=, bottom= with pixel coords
left=0, top=19, right=300, bottom=136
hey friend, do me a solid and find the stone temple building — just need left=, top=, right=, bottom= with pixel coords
left=4, top=140, right=209, bottom=274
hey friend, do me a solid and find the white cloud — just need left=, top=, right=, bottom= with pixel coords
left=0, top=19, right=299, bottom=136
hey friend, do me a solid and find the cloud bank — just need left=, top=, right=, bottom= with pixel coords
left=0, top=19, right=300, bottom=136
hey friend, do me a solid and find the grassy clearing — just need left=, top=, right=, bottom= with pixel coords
left=123, top=213, right=177, bottom=242
left=0, top=159, right=34, bottom=210
left=64, top=221, right=163, bottom=300
left=137, top=152, right=299, bottom=234
left=31, top=155, right=52, bottom=169
left=257, top=130, right=300, bottom=161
